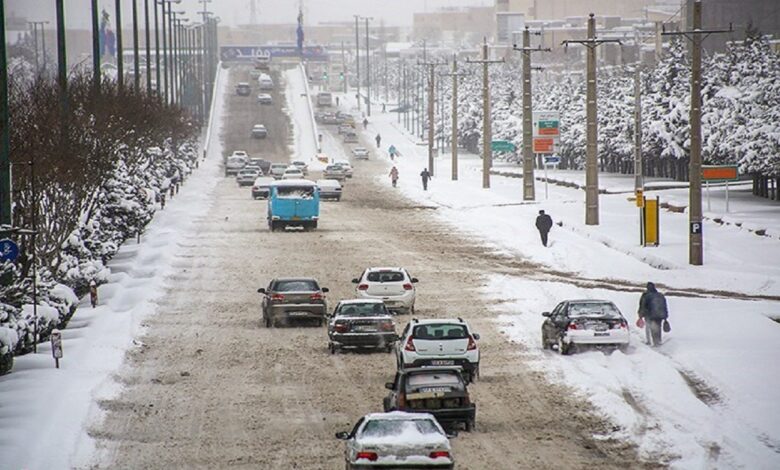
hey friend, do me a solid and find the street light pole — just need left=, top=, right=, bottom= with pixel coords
left=132, top=0, right=140, bottom=92
left=0, top=0, right=11, bottom=225
left=91, top=0, right=101, bottom=93
left=144, top=0, right=152, bottom=94
left=417, top=59, right=446, bottom=176
left=365, top=16, right=372, bottom=116
left=115, top=0, right=124, bottom=91
left=154, top=1, right=160, bottom=99
left=354, top=15, right=361, bottom=112
left=440, top=54, right=469, bottom=181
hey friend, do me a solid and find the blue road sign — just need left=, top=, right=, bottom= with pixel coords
left=544, top=155, right=561, bottom=164
left=0, top=239, right=20, bottom=262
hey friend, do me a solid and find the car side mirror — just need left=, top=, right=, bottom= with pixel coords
left=472, top=333, right=480, bottom=340
left=335, top=431, right=350, bottom=440
left=351, top=278, right=359, bottom=284
left=411, top=278, right=419, bottom=283
left=385, top=382, right=396, bottom=390
left=257, top=288, right=266, bottom=294
left=321, top=287, right=329, bottom=293
left=541, top=311, right=551, bottom=317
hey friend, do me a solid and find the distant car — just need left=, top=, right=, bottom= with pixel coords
left=383, top=367, right=476, bottom=432
left=338, top=124, right=353, bottom=135
left=541, top=300, right=630, bottom=354
left=258, top=278, right=329, bottom=327
left=352, top=147, right=369, bottom=160
left=321, top=112, right=339, bottom=125
left=328, top=299, right=397, bottom=354
left=336, top=412, right=454, bottom=470
left=235, top=82, right=251, bottom=96
left=256, top=93, right=273, bottom=104
left=334, top=161, right=353, bottom=178
left=291, top=160, right=308, bottom=175
left=251, top=124, right=268, bottom=139
left=252, top=176, right=275, bottom=199
left=396, top=318, right=480, bottom=383
left=244, top=164, right=262, bottom=174
left=236, top=168, right=260, bottom=186
left=249, top=157, right=271, bottom=175
left=258, top=75, right=274, bottom=90
left=323, top=164, right=347, bottom=182
left=316, top=179, right=342, bottom=201
left=282, top=167, right=304, bottom=180
left=269, top=163, right=288, bottom=179
left=225, top=152, right=248, bottom=176
left=343, top=131, right=359, bottom=143
left=352, top=267, right=418, bottom=315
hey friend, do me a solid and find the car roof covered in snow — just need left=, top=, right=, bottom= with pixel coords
left=269, top=179, right=317, bottom=187
left=338, top=298, right=385, bottom=305
left=412, top=318, right=467, bottom=325
left=365, top=267, right=405, bottom=272
left=316, top=179, right=342, bottom=187
left=363, top=411, right=438, bottom=421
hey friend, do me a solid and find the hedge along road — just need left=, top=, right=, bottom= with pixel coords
left=90, top=66, right=656, bottom=469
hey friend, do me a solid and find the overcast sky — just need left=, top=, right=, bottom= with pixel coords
left=7, top=0, right=491, bottom=29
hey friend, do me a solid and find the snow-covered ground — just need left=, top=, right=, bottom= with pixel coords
left=284, top=65, right=325, bottom=172
left=0, top=67, right=228, bottom=469
left=336, top=92, right=780, bottom=468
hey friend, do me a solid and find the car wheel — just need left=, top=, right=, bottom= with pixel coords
left=541, top=332, right=550, bottom=350
left=558, top=337, right=571, bottom=355
left=382, top=397, right=391, bottom=412
left=329, top=343, right=336, bottom=354
left=465, top=419, right=476, bottom=432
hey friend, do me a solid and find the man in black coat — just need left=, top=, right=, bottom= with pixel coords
left=420, top=168, right=431, bottom=191
left=535, top=210, right=553, bottom=247
left=638, top=282, right=669, bottom=346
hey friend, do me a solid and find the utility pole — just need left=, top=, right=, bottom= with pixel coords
left=439, top=54, right=468, bottom=181
left=417, top=60, right=446, bottom=176
left=341, top=41, right=347, bottom=93
left=55, top=0, right=67, bottom=119
left=28, top=22, right=39, bottom=71
left=159, top=1, right=168, bottom=103
left=562, top=14, right=620, bottom=225
left=354, top=15, right=360, bottom=112
left=634, top=65, right=643, bottom=193
left=467, top=38, right=504, bottom=189
left=153, top=1, right=160, bottom=99
left=91, top=0, right=101, bottom=93
left=144, top=0, right=152, bottom=95
left=513, top=27, right=550, bottom=200
left=365, top=17, right=372, bottom=116
left=132, top=0, right=140, bottom=92
left=115, top=0, right=124, bottom=91
left=662, top=1, right=731, bottom=265
left=0, top=0, right=10, bottom=225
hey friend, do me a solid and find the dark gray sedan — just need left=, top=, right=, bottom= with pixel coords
left=327, top=299, right=397, bottom=354
left=258, top=278, right=329, bottom=327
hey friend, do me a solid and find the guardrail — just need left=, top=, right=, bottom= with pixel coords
left=298, top=63, right=322, bottom=153
left=203, top=61, right=224, bottom=158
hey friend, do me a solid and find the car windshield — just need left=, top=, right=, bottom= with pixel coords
left=273, top=280, right=318, bottom=292
left=406, top=372, right=463, bottom=392
left=326, top=166, right=342, bottom=172
left=568, top=302, right=622, bottom=319
left=360, top=419, right=441, bottom=438
left=277, top=186, right=314, bottom=199
left=272, top=164, right=287, bottom=169
left=336, top=303, right=389, bottom=317
left=413, top=324, right=468, bottom=340
left=367, top=271, right=404, bottom=283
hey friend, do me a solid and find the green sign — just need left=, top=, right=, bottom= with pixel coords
left=491, top=140, right=516, bottom=152
left=538, top=120, right=558, bottom=129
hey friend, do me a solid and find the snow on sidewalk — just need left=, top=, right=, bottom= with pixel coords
left=0, top=68, right=229, bottom=469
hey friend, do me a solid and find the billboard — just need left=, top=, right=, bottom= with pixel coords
left=220, top=45, right=329, bottom=62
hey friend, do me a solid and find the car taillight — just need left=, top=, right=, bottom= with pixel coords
left=334, top=322, right=349, bottom=333
left=614, top=321, right=628, bottom=330
left=467, top=335, right=477, bottom=351
left=429, top=451, right=450, bottom=459
left=403, top=283, right=413, bottom=290
left=271, top=293, right=285, bottom=301
left=358, top=284, right=369, bottom=291
left=404, top=336, right=416, bottom=352
left=356, top=451, right=378, bottom=461
left=567, top=323, right=578, bottom=330
left=252, top=186, right=258, bottom=191
left=310, top=292, right=324, bottom=301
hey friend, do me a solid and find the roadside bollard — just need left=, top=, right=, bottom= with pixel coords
left=51, top=329, right=63, bottom=369
left=170, top=185, right=175, bottom=198
left=161, top=193, right=166, bottom=209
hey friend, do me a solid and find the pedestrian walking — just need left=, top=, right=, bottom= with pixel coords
left=637, top=282, right=669, bottom=346
left=375, top=133, right=382, bottom=148
left=389, top=144, right=397, bottom=160
left=382, top=103, right=386, bottom=113
left=363, top=118, right=369, bottom=129
left=535, top=210, right=553, bottom=247
left=389, top=166, right=399, bottom=188
left=420, top=168, right=431, bottom=191
left=89, top=280, right=98, bottom=308
left=336, top=96, right=340, bottom=107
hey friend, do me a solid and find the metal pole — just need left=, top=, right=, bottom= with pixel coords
left=132, top=0, right=140, bottom=92
left=55, top=0, right=67, bottom=125
left=397, top=60, right=402, bottom=124
left=354, top=16, right=360, bottom=112
left=0, top=0, right=10, bottom=225
left=30, top=23, right=39, bottom=71
left=365, top=17, right=371, bottom=116
left=522, top=28, right=535, bottom=200
left=689, top=1, right=703, bottom=265
left=40, top=24, right=47, bottom=73
left=634, top=65, right=643, bottom=192
left=91, top=0, right=101, bottom=93
left=427, top=65, right=434, bottom=175
left=154, top=1, right=160, bottom=98
left=451, top=55, right=459, bottom=181
left=115, top=0, right=124, bottom=91
left=161, top=2, right=169, bottom=103
left=585, top=13, right=598, bottom=224
left=168, top=10, right=175, bottom=103
left=482, top=39, right=491, bottom=189
left=144, top=0, right=152, bottom=94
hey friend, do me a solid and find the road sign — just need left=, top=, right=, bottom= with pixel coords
left=642, top=198, right=660, bottom=246
left=533, top=111, right=560, bottom=138
left=702, top=165, right=738, bottom=181
left=0, top=239, right=19, bottom=262
left=544, top=155, right=560, bottom=165
left=533, top=137, right=556, bottom=154
left=491, top=140, right=516, bottom=152
left=690, top=222, right=702, bottom=235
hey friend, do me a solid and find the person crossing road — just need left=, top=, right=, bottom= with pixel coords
left=389, top=166, right=399, bottom=188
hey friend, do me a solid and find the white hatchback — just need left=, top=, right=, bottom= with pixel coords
left=396, top=318, right=481, bottom=383
left=352, top=267, right=417, bottom=315
left=282, top=167, right=304, bottom=180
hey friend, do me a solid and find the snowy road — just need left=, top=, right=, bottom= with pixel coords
left=88, top=66, right=651, bottom=469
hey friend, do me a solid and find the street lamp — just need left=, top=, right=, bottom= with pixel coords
left=157, top=0, right=182, bottom=104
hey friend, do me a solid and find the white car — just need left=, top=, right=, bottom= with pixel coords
left=291, top=160, right=309, bottom=175
left=236, top=168, right=260, bottom=186
left=541, top=300, right=630, bottom=354
left=256, top=93, right=273, bottom=104
left=269, top=163, right=288, bottom=179
left=352, top=267, right=417, bottom=315
left=225, top=152, right=248, bottom=176
left=336, top=412, right=454, bottom=470
left=352, top=147, right=369, bottom=160
left=316, top=179, right=342, bottom=201
left=396, top=318, right=480, bottom=383
left=335, top=161, right=353, bottom=178
left=282, top=167, right=304, bottom=180
left=252, top=176, right=275, bottom=199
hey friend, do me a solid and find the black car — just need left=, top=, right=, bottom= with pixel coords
left=383, top=366, right=476, bottom=432
left=249, top=157, right=271, bottom=175
left=236, top=82, right=251, bottom=96
left=258, top=278, right=329, bottom=327
left=328, top=300, right=397, bottom=354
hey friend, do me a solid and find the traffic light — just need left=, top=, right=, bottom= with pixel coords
left=322, top=71, right=328, bottom=80
left=339, top=71, right=344, bottom=81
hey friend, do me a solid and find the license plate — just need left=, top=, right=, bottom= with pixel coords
left=593, top=332, right=610, bottom=337
left=353, top=325, right=377, bottom=332
left=292, top=216, right=300, bottom=220
left=288, top=311, right=310, bottom=317
left=419, top=386, right=450, bottom=393
left=431, top=360, right=455, bottom=366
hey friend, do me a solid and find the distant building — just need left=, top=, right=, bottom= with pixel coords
left=412, top=6, right=495, bottom=43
